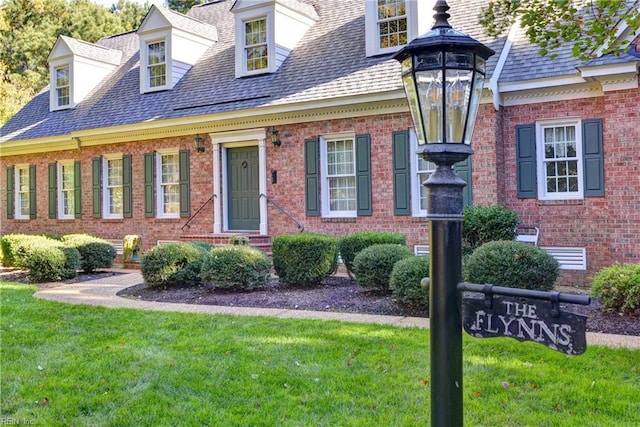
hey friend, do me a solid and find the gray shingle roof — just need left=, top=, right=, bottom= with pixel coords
left=54, top=35, right=122, bottom=65
left=1, top=0, right=636, bottom=143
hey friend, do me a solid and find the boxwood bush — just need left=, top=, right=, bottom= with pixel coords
left=62, top=234, right=116, bottom=273
left=591, top=262, right=640, bottom=314
left=141, top=242, right=208, bottom=287
left=464, top=240, right=559, bottom=291
left=272, top=233, right=338, bottom=287
left=462, top=205, right=519, bottom=255
left=389, top=255, right=430, bottom=310
left=352, top=243, right=413, bottom=292
left=200, top=245, right=271, bottom=290
left=337, top=231, right=406, bottom=277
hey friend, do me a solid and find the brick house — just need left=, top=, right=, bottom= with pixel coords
left=1, top=0, right=638, bottom=285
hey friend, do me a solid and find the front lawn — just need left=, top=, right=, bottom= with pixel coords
left=2, top=282, right=639, bottom=426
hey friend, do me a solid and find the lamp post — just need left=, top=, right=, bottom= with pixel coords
left=393, top=1, right=494, bottom=426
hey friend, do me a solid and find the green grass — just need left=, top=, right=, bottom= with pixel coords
left=2, top=281, right=639, bottom=426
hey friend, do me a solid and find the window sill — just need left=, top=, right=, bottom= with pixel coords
left=537, top=199, right=585, bottom=206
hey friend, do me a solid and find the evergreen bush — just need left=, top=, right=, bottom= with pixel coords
left=462, top=205, right=519, bottom=255
left=352, top=243, right=413, bottom=292
left=62, top=234, right=116, bottom=273
left=337, top=231, right=406, bottom=277
left=24, top=245, right=67, bottom=282
left=0, top=234, right=79, bottom=281
left=141, top=243, right=207, bottom=287
left=389, top=255, right=430, bottom=309
left=464, top=240, right=559, bottom=291
left=272, top=233, right=338, bottom=287
left=200, top=245, right=271, bottom=290
left=591, top=263, right=640, bottom=314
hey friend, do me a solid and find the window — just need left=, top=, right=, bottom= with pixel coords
left=411, top=140, right=437, bottom=216
left=516, top=119, right=604, bottom=200
left=16, top=166, right=30, bottom=218
left=104, top=156, right=123, bottom=217
left=147, top=40, right=166, bottom=88
left=157, top=152, right=180, bottom=217
left=58, top=161, right=75, bottom=219
left=55, top=65, right=70, bottom=107
left=377, top=0, right=407, bottom=50
left=323, top=137, right=357, bottom=216
left=244, top=18, right=268, bottom=72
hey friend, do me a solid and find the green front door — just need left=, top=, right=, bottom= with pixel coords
left=227, top=147, right=260, bottom=230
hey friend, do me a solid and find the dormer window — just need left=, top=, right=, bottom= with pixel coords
left=232, top=0, right=318, bottom=78
left=147, top=40, right=167, bottom=88
left=244, top=18, right=268, bottom=72
left=377, top=0, right=408, bottom=50
left=55, top=65, right=71, bottom=108
left=365, top=0, right=427, bottom=57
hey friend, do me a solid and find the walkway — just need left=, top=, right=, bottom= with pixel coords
left=33, top=270, right=640, bottom=350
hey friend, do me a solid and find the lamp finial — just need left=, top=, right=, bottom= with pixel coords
left=432, top=0, right=451, bottom=30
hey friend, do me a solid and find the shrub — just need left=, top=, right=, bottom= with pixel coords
left=141, top=243, right=207, bottom=287
left=389, top=255, right=430, bottom=309
left=60, top=246, right=81, bottom=279
left=62, top=234, right=116, bottom=273
left=591, top=263, right=640, bottom=314
left=24, top=245, right=67, bottom=282
left=337, top=232, right=406, bottom=277
left=0, top=234, right=80, bottom=281
left=462, top=205, right=519, bottom=255
left=352, top=243, right=413, bottom=292
left=464, top=240, right=559, bottom=291
left=272, top=233, right=338, bottom=287
left=200, top=245, right=271, bottom=290
left=1, top=234, right=43, bottom=267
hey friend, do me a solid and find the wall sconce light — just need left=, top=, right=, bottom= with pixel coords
left=194, top=134, right=205, bottom=153
left=270, top=127, right=282, bottom=147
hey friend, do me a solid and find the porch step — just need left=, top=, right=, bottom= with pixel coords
left=180, top=234, right=272, bottom=254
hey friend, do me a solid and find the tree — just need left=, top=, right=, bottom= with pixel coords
left=111, top=0, right=151, bottom=32
left=480, top=0, right=640, bottom=60
left=167, top=0, right=204, bottom=15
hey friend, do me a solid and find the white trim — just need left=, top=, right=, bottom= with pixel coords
left=102, top=154, right=124, bottom=219
left=49, top=62, right=73, bottom=111
left=409, top=128, right=431, bottom=217
left=365, top=0, right=424, bottom=57
left=489, top=19, right=519, bottom=110
left=13, top=164, right=30, bottom=220
left=541, top=247, right=587, bottom=271
left=535, top=117, right=584, bottom=201
left=155, top=149, right=180, bottom=219
left=414, top=245, right=430, bottom=256
left=499, top=75, right=587, bottom=93
left=140, top=34, right=171, bottom=93
left=502, top=82, right=603, bottom=106
left=234, top=9, right=275, bottom=77
left=57, top=160, right=75, bottom=220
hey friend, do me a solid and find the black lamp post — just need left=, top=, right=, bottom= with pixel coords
left=393, top=1, right=494, bottom=426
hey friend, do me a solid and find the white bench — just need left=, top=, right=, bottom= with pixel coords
left=515, top=226, right=539, bottom=246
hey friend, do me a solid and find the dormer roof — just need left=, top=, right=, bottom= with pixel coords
left=231, top=0, right=319, bottom=20
left=138, top=4, right=218, bottom=41
left=48, top=35, right=122, bottom=66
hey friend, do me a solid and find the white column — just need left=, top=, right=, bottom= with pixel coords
left=258, top=137, right=268, bottom=235
left=212, top=139, right=222, bottom=234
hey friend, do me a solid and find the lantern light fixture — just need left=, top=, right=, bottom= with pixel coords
left=270, top=127, right=281, bottom=147
left=194, top=134, right=205, bottom=153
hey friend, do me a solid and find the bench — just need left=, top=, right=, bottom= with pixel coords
left=515, top=226, right=539, bottom=246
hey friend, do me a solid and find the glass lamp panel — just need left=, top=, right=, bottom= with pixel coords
left=445, top=69, right=472, bottom=143
left=415, top=51, right=442, bottom=70
left=464, top=71, right=485, bottom=144
left=401, top=67, right=427, bottom=145
left=445, top=52, right=473, bottom=68
left=416, top=70, right=443, bottom=143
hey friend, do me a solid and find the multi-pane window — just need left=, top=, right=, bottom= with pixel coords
left=377, top=0, right=407, bottom=49
left=159, top=153, right=180, bottom=216
left=59, top=162, right=75, bottom=218
left=55, top=66, right=70, bottom=107
left=147, top=41, right=166, bottom=88
left=105, top=157, right=123, bottom=216
left=325, top=138, right=356, bottom=214
left=16, top=166, right=30, bottom=218
left=540, top=123, right=581, bottom=199
left=416, top=156, right=437, bottom=213
left=244, top=18, right=268, bottom=71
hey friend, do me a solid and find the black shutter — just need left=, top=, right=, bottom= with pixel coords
left=74, top=160, right=82, bottom=218
left=582, top=119, right=604, bottom=197
left=453, top=156, right=473, bottom=207
left=92, top=157, right=102, bottom=218
left=144, top=153, right=155, bottom=217
left=6, top=166, right=14, bottom=219
left=179, top=150, right=190, bottom=218
left=392, top=130, right=411, bottom=215
left=516, top=124, right=537, bottom=198
left=304, top=138, right=320, bottom=216
left=355, top=134, right=372, bottom=216
left=48, top=163, right=57, bottom=219
left=123, top=155, right=132, bottom=218
left=29, top=165, right=36, bottom=219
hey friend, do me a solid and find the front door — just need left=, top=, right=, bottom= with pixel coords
left=227, top=146, right=260, bottom=230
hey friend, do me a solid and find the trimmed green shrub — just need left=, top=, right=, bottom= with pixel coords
left=390, top=255, right=430, bottom=309
left=464, top=240, right=559, bottom=291
left=0, top=234, right=80, bottom=281
left=24, top=245, right=67, bottom=283
left=337, top=231, right=406, bottom=277
left=200, top=245, right=271, bottom=290
left=352, top=243, right=413, bottom=292
left=591, top=263, right=640, bottom=314
left=62, top=234, right=116, bottom=273
left=141, top=242, right=207, bottom=287
left=61, top=246, right=81, bottom=279
left=462, top=205, right=519, bottom=255
left=1, top=234, right=44, bottom=267
left=272, top=233, right=338, bottom=287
